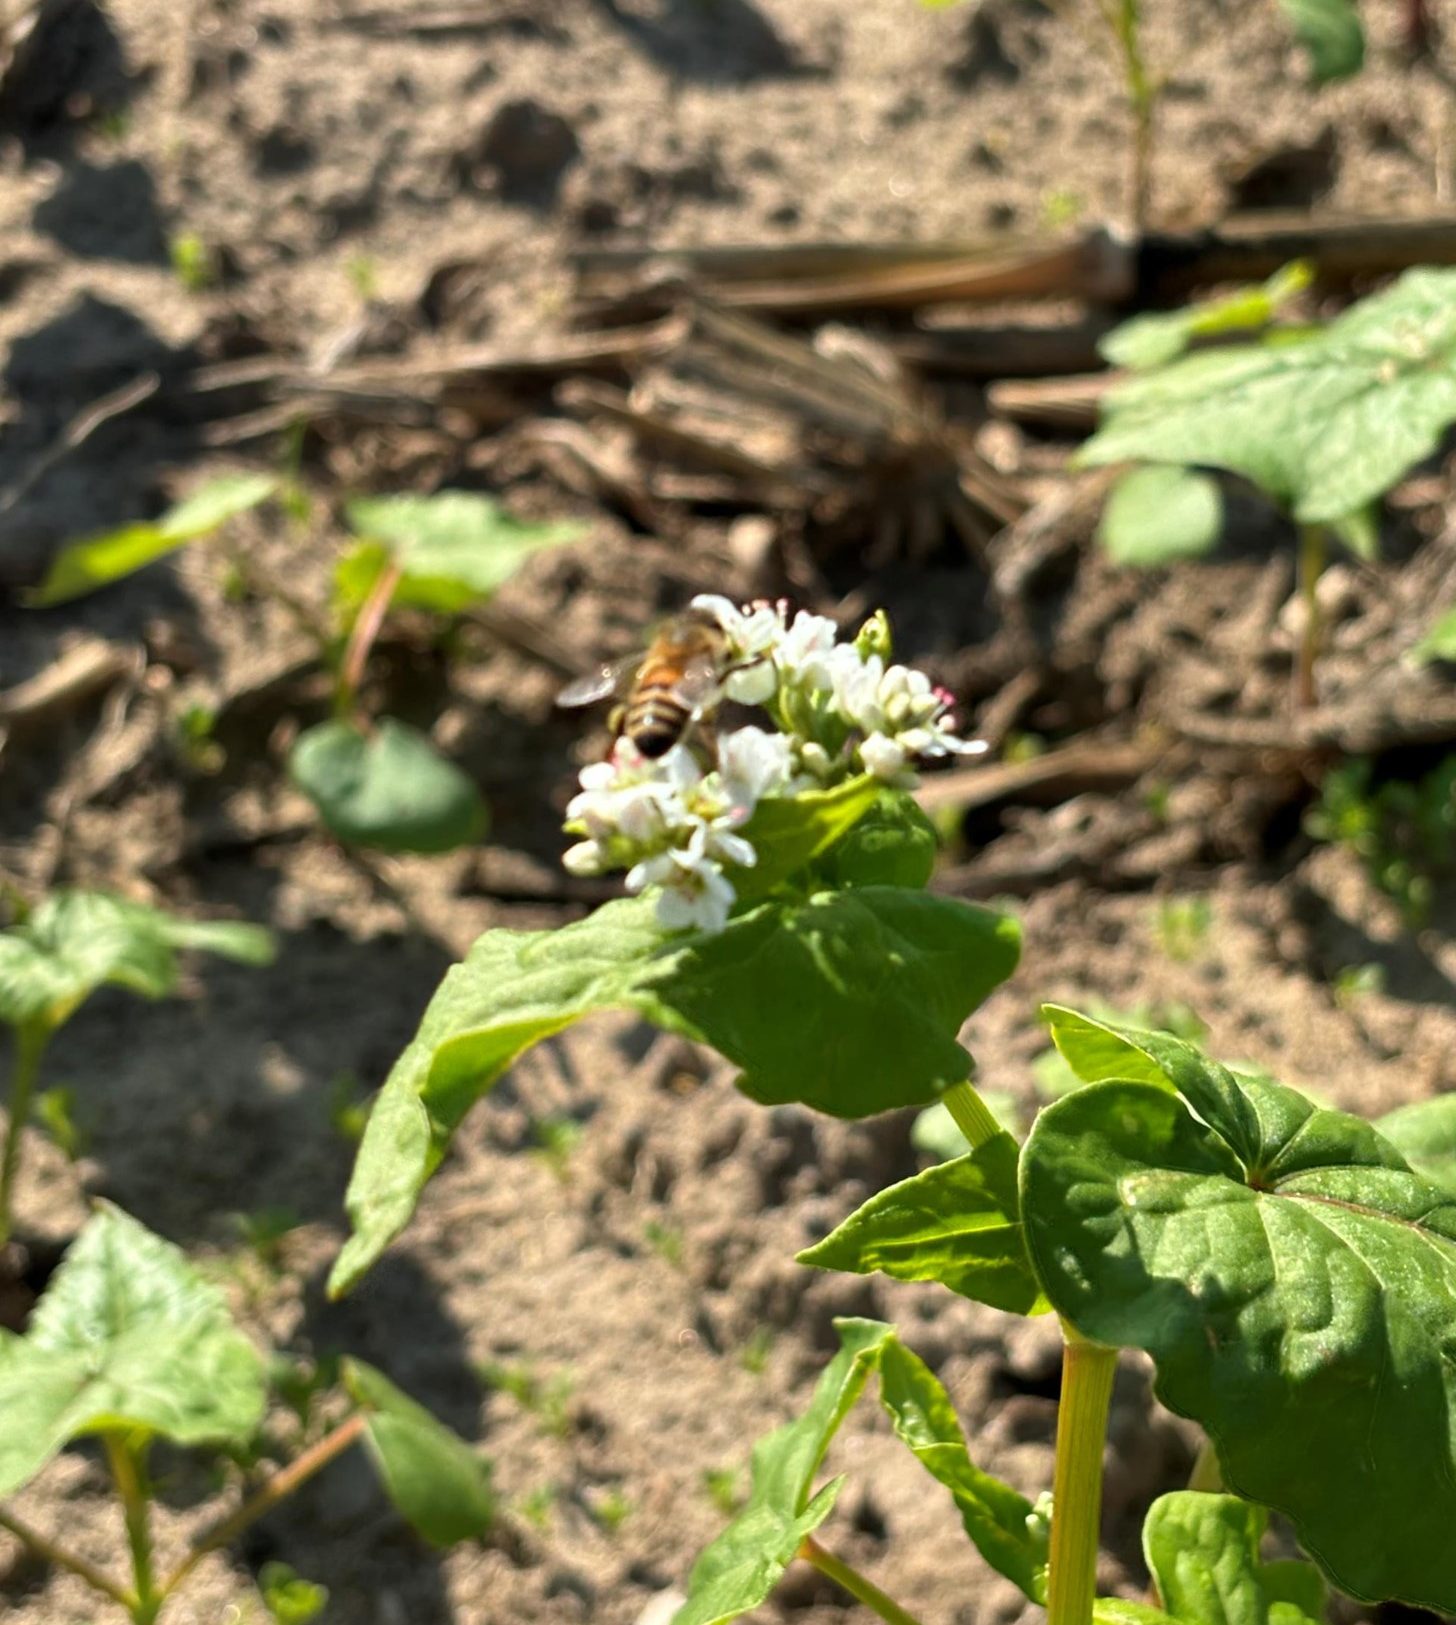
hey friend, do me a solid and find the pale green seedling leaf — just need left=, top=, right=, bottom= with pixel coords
left=259, top=1563, right=328, bottom=1625
left=674, top=1319, right=896, bottom=1625
left=1374, top=1095, right=1456, bottom=1196
left=1022, top=1008, right=1456, bottom=1610
left=342, top=1358, right=494, bottom=1546
left=1097, top=466, right=1223, bottom=567
left=875, top=1338, right=1048, bottom=1599
left=330, top=890, right=1018, bottom=1293
left=25, top=474, right=277, bottom=607
left=0, top=890, right=274, bottom=1031
left=289, top=718, right=487, bottom=855
left=1100, top=263, right=1312, bottom=371
left=339, top=491, right=585, bottom=616
left=1277, top=0, right=1364, bottom=82
left=728, top=776, right=883, bottom=900
left=0, top=1204, right=266, bottom=1495
left=1143, top=1492, right=1326, bottom=1625
left=1079, top=268, right=1456, bottom=524
left=798, top=1132, right=1047, bottom=1315
left=1409, top=606, right=1456, bottom=666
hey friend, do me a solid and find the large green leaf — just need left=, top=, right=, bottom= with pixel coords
left=0, top=1204, right=266, bottom=1495
left=1375, top=1095, right=1456, bottom=1196
left=1096, top=466, right=1223, bottom=567
left=1022, top=1007, right=1456, bottom=1610
left=798, top=1132, right=1047, bottom=1315
left=25, top=475, right=277, bottom=607
left=0, top=891, right=274, bottom=1031
left=330, top=890, right=1018, bottom=1294
left=1078, top=269, right=1456, bottom=524
left=674, top=1319, right=896, bottom=1625
left=1277, top=0, right=1364, bottom=83
left=875, top=1338, right=1047, bottom=1600
left=342, top=1359, right=493, bottom=1546
left=338, top=491, right=585, bottom=617
left=1100, top=263, right=1312, bottom=372
left=824, top=791, right=939, bottom=890
left=1142, top=1493, right=1325, bottom=1625
left=289, top=718, right=487, bottom=855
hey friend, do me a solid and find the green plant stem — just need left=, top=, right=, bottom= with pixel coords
left=799, top=1536, right=929, bottom=1625
left=1295, top=522, right=1326, bottom=712
left=0, top=1505, right=136, bottom=1611
left=104, top=1434, right=160, bottom=1625
left=335, top=559, right=403, bottom=720
left=0, top=1021, right=51, bottom=1248
left=1046, top=1329, right=1118, bottom=1625
left=159, top=1411, right=368, bottom=1599
left=942, top=1079, right=1002, bottom=1151
left=1097, top=0, right=1154, bottom=227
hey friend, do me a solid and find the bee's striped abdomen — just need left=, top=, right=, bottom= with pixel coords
left=622, top=666, right=691, bottom=757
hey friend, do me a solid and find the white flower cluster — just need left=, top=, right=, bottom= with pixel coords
left=563, top=597, right=984, bottom=933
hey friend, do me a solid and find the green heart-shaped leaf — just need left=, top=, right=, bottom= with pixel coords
left=728, top=776, right=883, bottom=900
left=798, top=1131, right=1047, bottom=1315
left=342, top=1359, right=493, bottom=1546
left=330, top=890, right=1018, bottom=1294
left=0, top=1204, right=266, bottom=1495
left=290, top=718, right=487, bottom=855
left=1023, top=1007, right=1456, bottom=1610
left=1277, top=0, right=1364, bottom=83
left=0, top=891, right=274, bottom=1032
left=1097, top=466, right=1223, bottom=568
left=1079, top=268, right=1456, bottom=524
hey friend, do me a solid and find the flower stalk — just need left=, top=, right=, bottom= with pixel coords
left=1046, top=1330, right=1118, bottom=1625
left=799, top=1536, right=929, bottom=1625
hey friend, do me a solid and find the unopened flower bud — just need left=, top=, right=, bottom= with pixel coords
left=854, top=610, right=893, bottom=661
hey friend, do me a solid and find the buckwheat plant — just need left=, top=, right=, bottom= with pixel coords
left=329, top=604, right=1456, bottom=1625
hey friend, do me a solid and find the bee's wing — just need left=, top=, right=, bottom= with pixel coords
left=556, top=656, right=637, bottom=709
left=676, top=653, right=726, bottom=713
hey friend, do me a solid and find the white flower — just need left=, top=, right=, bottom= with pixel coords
left=860, top=731, right=911, bottom=783
left=691, top=594, right=783, bottom=660
left=654, top=864, right=736, bottom=934
left=719, top=726, right=796, bottom=808
left=724, top=660, right=778, bottom=706
left=563, top=841, right=605, bottom=876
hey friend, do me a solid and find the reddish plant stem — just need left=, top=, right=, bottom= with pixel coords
left=336, top=561, right=403, bottom=720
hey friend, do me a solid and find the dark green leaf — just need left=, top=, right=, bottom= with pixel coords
left=798, top=1132, right=1047, bottom=1315
left=1142, top=1492, right=1325, bottom=1625
left=729, top=776, right=883, bottom=900
left=0, top=891, right=275, bottom=1031
left=25, top=475, right=277, bottom=607
left=1375, top=1096, right=1456, bottom=1196
left=0, top=1204, right=266, bottom=1495
left=1277, top=0, right=1365, bottom=82
left=342, top=1359, right=493, bottom=1546
left=823, top=791, right=938, bottom=889
left=331, top=891, right=1018, bottom=1294
left=1022, top=1009, right=1456, bottom=1610
left=1078, top=269, right=1456, bottom=524
left=1100, top=263, right=1312, bottom=371
left=1410, top=607, right=1456, bottom=666
left=675, top=1319, right=896, bottom=1625
left=1097, top=466, right=1223, bottom=567
left=875, top=1338, right=1048, bottom=1599
left=341, top=491, right=585, bottom=616
left=290, top=718, right=487, bottom=855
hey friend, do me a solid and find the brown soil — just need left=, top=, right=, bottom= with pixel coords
left=1, top=2, right=1455, bottom=1622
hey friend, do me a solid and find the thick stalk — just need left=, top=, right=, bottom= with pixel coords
left=0, top=1505, right=136, bottom=1611
left=799, top=1536, right=929, bottom=1625
left=335, top=560, right=403, bottom=720
left=942, top=1079, right=1003, bottom=1151
left=1294, top=523, right=1326, bottom=712
left=104, top=1434, right=159, bottom=1625
left=1046, top=1330, right=1118, bottom=1625
left=0, top=1021, right=51, bottom=1248
left=160, top=1412, right=368, bottom=1598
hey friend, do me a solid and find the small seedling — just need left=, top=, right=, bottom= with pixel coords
left=34, top=1085, right=84, bottom=1161
left=530, top=1115, right=585, bottom=1181
left=703, top=1466, right=745, bottom=1518
left=517, top=1484, right=557, bottom=1531
left=170, top=232, right=217, bottom=293
left=479, top=1360, right=575, bottom=1440
left=229, top=1207, right=303, bottom=1273
left=0, top=1206, right=492, bottom=1623
left=327, top=1071, right=372, bottom=1145
left=643, top=1218, right=685, bottom=1270
left=738, top=1325, right=774, bottom=1377
left=0, top=891, right=273, bottom=1245
left=589, top=1487, right=632, bottom=1534
left=1152, top=895, right=1213, bottom=962
left=1333, top=962, right=1386, bottom=1008
left=259, top=1563, right=327, bottom=1625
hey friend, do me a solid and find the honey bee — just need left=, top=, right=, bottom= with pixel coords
left=556, top=610, right=738, bottom=758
